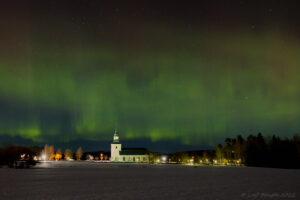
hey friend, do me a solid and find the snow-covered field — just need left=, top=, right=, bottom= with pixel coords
left=0, top=161, right=299, bottom=200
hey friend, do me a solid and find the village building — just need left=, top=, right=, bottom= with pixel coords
left=111, top=130, right=150, bottom=162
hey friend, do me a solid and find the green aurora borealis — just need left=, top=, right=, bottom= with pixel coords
left=0, top=1, right=299, bottom=150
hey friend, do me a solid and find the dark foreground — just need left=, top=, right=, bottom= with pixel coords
left=0, top=161, right=299, bottom=200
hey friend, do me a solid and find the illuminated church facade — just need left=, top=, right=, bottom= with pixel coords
left=111, top=130, right=150, bottom=162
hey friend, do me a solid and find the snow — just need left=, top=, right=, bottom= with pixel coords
left=0, top=161, right=299, bottom=200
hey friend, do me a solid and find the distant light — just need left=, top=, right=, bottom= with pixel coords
left=161, top=156, right=167, bottom=162
left=42, top=154, right=46, bottom=161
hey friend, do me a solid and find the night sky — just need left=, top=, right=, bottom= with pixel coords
left=0, top=1, right=299, bottom=151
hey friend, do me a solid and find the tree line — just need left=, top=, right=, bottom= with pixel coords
left=0, top=143, right=84, bottom=168
left=41, top=144, right=83, bottom=161
left=216, top=133, right=300, bottom=169
left=0, top=144, right=41, bottom=168
left=153, top=133, right=300, bottom=169
left=168, top=150, right=216, bottom=164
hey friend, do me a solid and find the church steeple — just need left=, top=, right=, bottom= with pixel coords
left=113, top=129, right=120, bottom=143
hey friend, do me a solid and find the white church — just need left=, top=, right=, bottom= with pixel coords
left=111, top=129, right=150, bottom=162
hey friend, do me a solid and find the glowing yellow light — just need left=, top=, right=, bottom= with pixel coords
left=161, top=156, right=167, bottom=162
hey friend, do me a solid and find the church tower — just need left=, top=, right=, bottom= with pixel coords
left=111, top=129, right=122, bottom=161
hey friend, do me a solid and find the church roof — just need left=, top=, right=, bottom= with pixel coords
left=119, top=148, right=149, bottom=155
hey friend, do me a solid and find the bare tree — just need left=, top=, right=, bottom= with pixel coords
left=55, top=148, right=62, bottom=160
left=42, top=144, right=50, bottom=160
left=64, top=149, right=73, bottom=160
left=42, top=144, right=55, bottom=160
left=49, top=145, right=55, bottom=160
left=216, top=144, right=223, bottom=163
left=75, top=147, right=83, bottom=160
left=202, top=152, right=209, bottom=163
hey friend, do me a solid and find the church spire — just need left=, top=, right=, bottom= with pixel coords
left=113, top=128, right=120, bottom=143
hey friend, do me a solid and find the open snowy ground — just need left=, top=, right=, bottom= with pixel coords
left=0, top=161, right=299, bottom=200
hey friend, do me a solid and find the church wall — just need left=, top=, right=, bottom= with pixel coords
left=111, top=143, right=122, bottom=161
left=120, top=155, right=150, bottom=162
